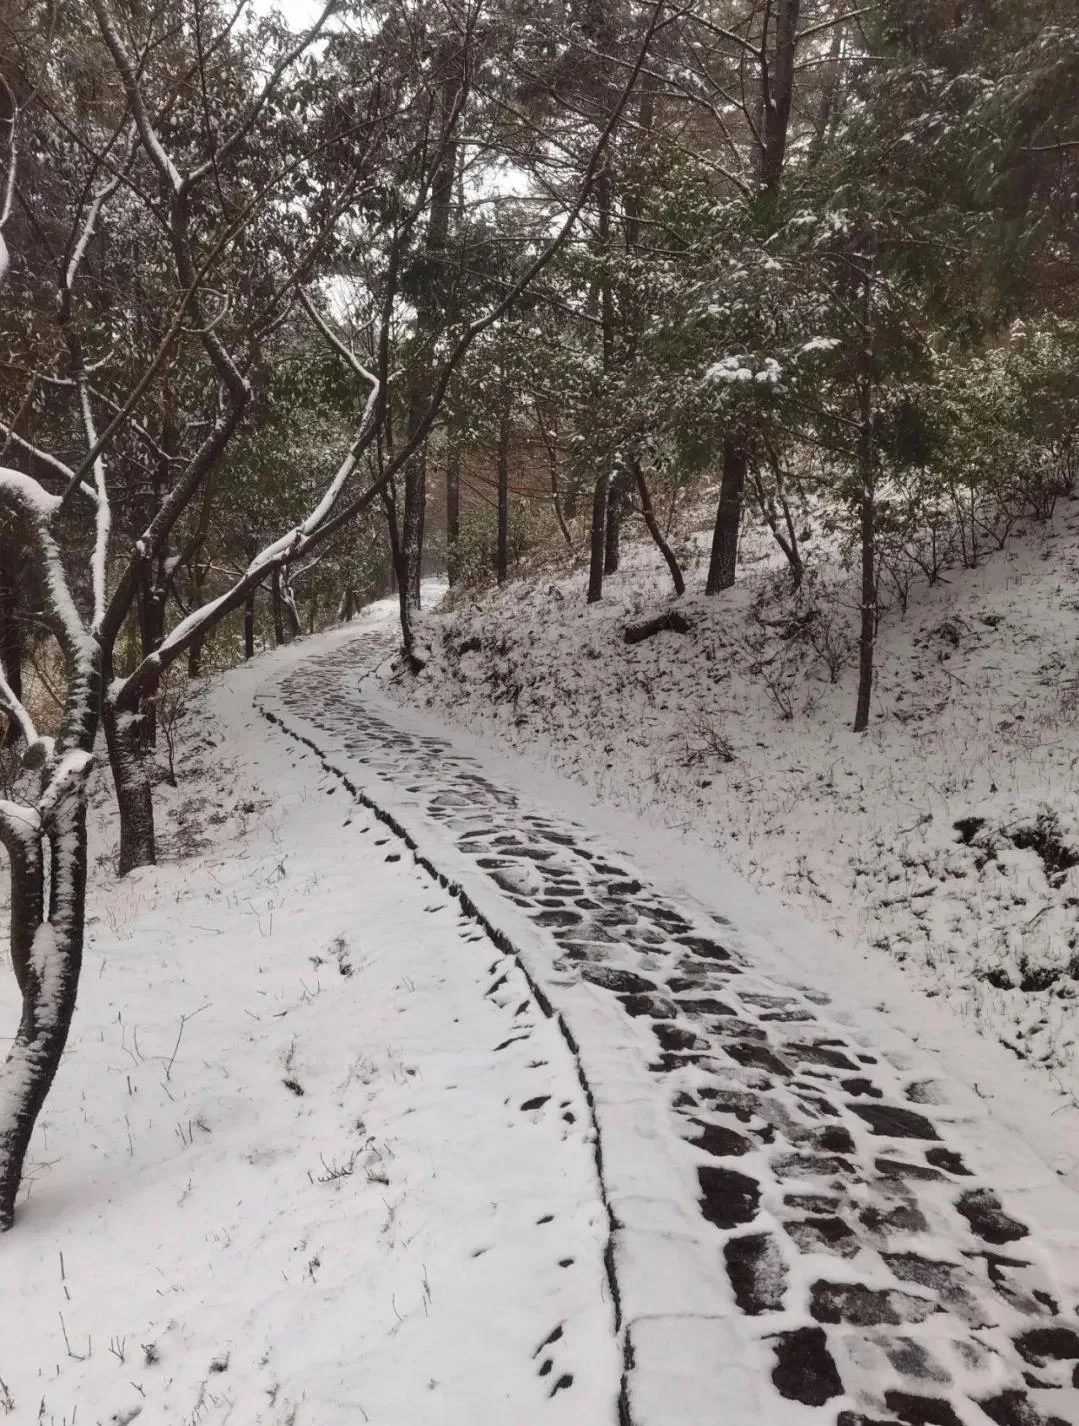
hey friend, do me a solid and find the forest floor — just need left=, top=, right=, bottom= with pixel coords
left=4, top=536, right=1079, bottom=1424
left=390, top=503, right=1079, bottom=1096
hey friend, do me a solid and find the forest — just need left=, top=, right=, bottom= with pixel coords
left=0, top=0, right=1076, bottom=1244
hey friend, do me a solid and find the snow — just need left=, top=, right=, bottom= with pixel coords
left=39, top=750, right=94, bottom=822
left=0, top=800, right=40, bottom=846
left=385, top=509, right=1079, bottom=1097
left=0, top=654, right=616, bottom=1424
left=4, top=528, right=1079, bottom=1423
left=798, top=337, right=840, bottom=356
left=0, top=467, right=62, bottom=519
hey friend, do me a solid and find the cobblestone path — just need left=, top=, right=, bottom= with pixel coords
left=259, top=630, right=1079, bottom=1426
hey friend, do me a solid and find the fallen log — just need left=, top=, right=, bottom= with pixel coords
left=623, top=609, right=693, bottom=645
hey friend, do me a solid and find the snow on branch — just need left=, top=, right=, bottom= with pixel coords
left=0, top=426, right=80, bottom=488
left=110, top=2, right=665, bottom=708
left=0, top=663, right=38, bottom=750
left=0, top=467, right=62, bottom=522
left=0, top=76, right=14, bottom=285
left=89, top=0, right=182, bottom=194
left=64, top=171, right=123, bottom=295
left=76, top=379, right=111, bottom=630
left=0, top=466, right=95, bottom=672
left=0, top=800, right=41, bottom=849
left=299, top=289, right=378, bottom=386
left=39, top=750, right=94, bottom=828
left=126, top=389, right=382, bottom=685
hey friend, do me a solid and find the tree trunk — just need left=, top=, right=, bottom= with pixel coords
left=604, top=469, right=624, bottom=575
left=186, top=563, right=206, bottom=678
left=813, top=3, right=848, bottom=151
left=706, top=441, right=747, bottom=594
left=631, top=454, right=685, bottom=596
left=271, top=567, right=286, bottom=645
left=0, top=538, right=22, bottom=711
left=496, top=405, right=510, bottom=584
left=759, top=0, right=801, bottom=194
left=402, top=446, right=426, bottom=606
left=243, top=544, right=256, bottom=661
left=137, top=572, right=166, bottom=749
left=699, top=0, right=800, bottom=613
left=534, top=404, right=573, bottom=547
left=243, top=590, right=255, bottom=659
left=281, top=574, right=302, bottom=640
left=853, top=256, right=876, bottom=733
left=401, top=67, right=460, bottom=612
left=384, top=480, right=415, bottom=663
left=549, top=454, right=572, bottom=548
left=854, top=476, right=876, bottom=732
left=104, top=701, right=157, bottom=875
left=0, top=812, right=43, bottom=998
left=588, top=163, right=615, bottom=605
left=752, top=466, right=803, bottom=589
left=446, top=447, right=460, bottom=586
left=587, top=472, right=609, bottom=604
left=0, top=766, right=89, bottom=1230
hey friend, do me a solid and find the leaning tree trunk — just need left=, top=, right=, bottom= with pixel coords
left=752, top=466, right=804, bottom=589
left=706, top=441, right=747, bottom=594
left=587, top=472, right=609, bottom=604
left=630, top=455, right=685, bottom=596
left=0, top=781, right=86, bottom=1226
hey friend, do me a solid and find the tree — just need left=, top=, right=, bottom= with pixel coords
left=0, top=0, right=664, bottom=1228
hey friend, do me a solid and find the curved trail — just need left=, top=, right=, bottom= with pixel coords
left=258, top=621, right=1079, bottom=1426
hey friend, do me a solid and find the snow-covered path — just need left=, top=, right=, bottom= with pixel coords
left=259, top=613, right=1079, bottom=1426
left=1, top=642, right=617, bottom=1426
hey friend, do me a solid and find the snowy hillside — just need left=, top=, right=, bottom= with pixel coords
left=386, top=510, right=1079, bottom=1090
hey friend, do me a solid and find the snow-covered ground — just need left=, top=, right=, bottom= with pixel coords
left=388, top=509, right=1079, bottom=1091
left=0, top=646, right=614, bottom=1425
left=5, top=582, right=1079, bottom=1426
